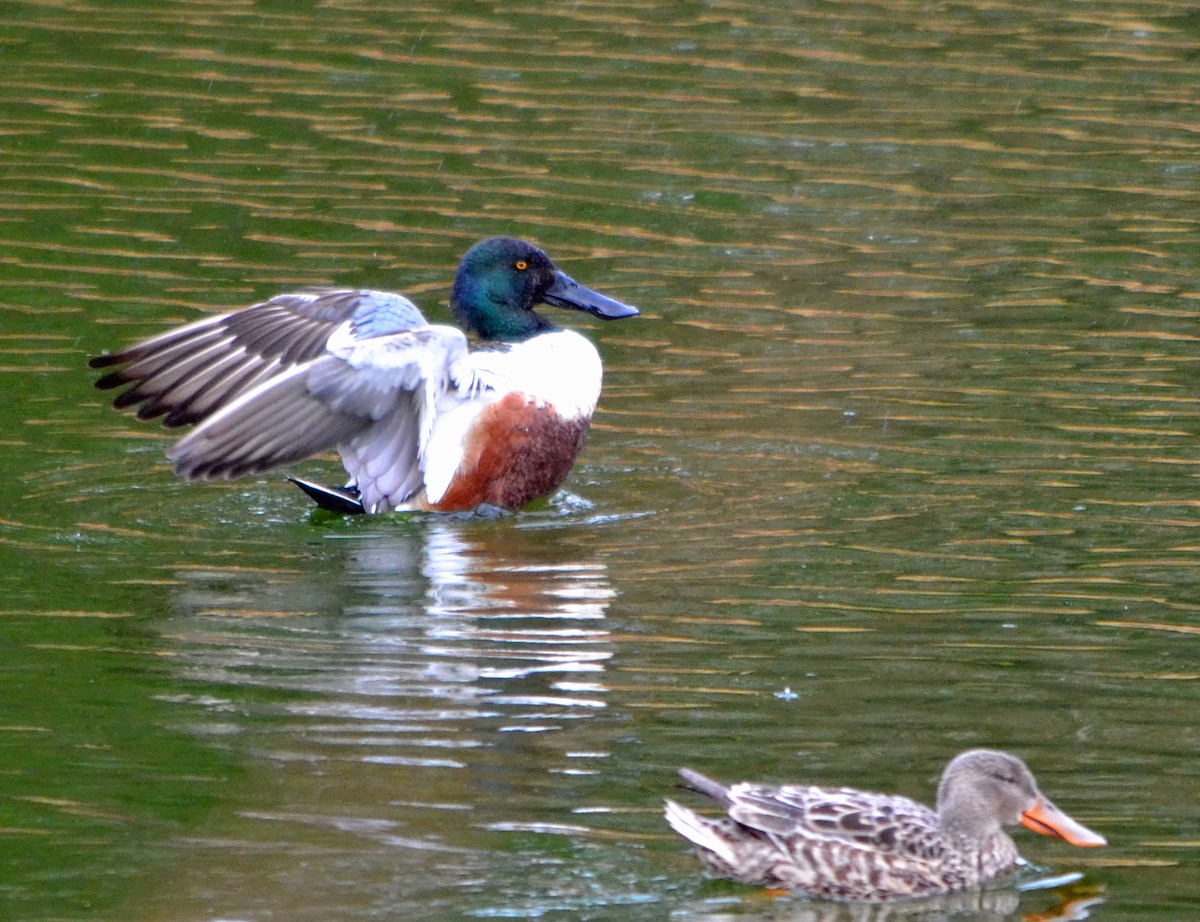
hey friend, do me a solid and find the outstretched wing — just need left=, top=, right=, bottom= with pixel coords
left=91, top=289, right=427, bottom=428
left=168, top=325, right=482, bottom=513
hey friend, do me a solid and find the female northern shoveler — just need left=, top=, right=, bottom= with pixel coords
left=90, top=236, right=638, bottom=514
left=664, top=749, right=1106, bottom=902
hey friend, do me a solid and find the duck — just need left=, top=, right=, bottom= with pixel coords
left=664, top=749, right=1106, bottom=902
left=90, top=236, right=639, bottom=514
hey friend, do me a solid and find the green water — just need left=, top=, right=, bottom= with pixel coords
left=1, top=1, right=1198, bottom=919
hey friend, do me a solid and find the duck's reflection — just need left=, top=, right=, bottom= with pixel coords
left=672, top=886, right=1104, bottom=922
left=406, top=522, right=612, bottom=711
left=166, top=518, right=615, bottom=756
left=140, top=519, right=618, bottom=920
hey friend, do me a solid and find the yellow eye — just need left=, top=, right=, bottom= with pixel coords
left=514, top=259, right=528, bottom=271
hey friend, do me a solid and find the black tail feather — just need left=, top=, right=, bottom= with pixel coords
left=288, top=476, right=366, bottom=515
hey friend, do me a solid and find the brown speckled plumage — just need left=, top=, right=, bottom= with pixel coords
left=664, top=749, right=1105, bottom=902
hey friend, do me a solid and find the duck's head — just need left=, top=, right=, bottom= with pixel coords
left=450, top=236, right=638, bottom=341
left=936, top=749, right=1106, bottom=847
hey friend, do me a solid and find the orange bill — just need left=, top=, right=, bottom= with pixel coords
left=1021, top=796, right=1107, bottom=847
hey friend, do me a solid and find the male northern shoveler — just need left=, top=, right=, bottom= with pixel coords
left=90, top=236, right=638, bottom=514
left=664, top=749, right=1105, bottom=902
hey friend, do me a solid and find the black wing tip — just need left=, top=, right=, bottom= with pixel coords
left=89, top=353, right=122, bottom=370
left=94, top=369, right=133, bottom=391
left=162, top=407, right=202, bottom=428
left=171, top=452, right=279, bottom=481
left=287, top=476, right=367, bottom=515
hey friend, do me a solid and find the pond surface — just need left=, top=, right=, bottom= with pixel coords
left=1, top=1, right=1198, bottom=919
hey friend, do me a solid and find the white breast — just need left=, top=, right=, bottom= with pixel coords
left=469, top=329, right=604, bottom=420
left=418, top=329, right=604, bottom=504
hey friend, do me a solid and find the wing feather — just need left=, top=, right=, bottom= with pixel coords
left=165, top=324, right=482, bottom=511
left=91, top=289, right=428, bottom=428
left=725, top=784, right=942, bottom=858
left=168, top=361, right=370, bottom=479
left=96, top=290, right=484, bottom=507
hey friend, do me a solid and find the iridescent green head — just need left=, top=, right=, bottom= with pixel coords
left=450, top=236, right=638, bottom=341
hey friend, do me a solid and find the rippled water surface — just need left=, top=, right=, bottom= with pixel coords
left=2, top=1, right=1198, bottom=920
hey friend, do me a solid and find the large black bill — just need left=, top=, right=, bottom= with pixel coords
left=544, top=271, right=639, bottom=320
